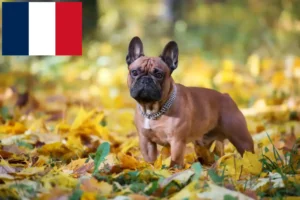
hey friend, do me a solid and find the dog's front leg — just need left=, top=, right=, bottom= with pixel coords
left=170, top=139, right=185, bottom=168
left=139, top=134, right=158, bottom=163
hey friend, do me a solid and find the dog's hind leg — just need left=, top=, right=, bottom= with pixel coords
left=220, top=94, right=254, bottom=156
left=194, top=128, right=225, bottom=165
left=213, top=140, right=224, bottom=158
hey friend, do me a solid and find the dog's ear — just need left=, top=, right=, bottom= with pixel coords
left=126, top=36, right=144, bottom=65
left=160, top=41, right=178, bottom=72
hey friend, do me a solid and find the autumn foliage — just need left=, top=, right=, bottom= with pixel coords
left=1, top=1, right=300, bottom=199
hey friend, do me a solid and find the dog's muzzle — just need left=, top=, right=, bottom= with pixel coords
left=130, top=76, right=162, bottom=102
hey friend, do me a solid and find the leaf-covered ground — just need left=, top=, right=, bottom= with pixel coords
left=2, top=0, right=300, bottom=198
left=0, top=86, right=300, bottom=200
left=1, top=52, right=300, bottom=200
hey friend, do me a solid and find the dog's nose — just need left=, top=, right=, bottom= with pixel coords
left=141, top=76, right=152, bottom=84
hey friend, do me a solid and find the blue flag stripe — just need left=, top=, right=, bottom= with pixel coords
left=2, top=2, right=29, bottom=56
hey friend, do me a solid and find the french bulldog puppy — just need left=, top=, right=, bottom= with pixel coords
left=126, top=36, right=254, bottom=167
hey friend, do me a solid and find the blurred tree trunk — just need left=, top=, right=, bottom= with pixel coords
left=82, top=0, right=98, bottom=40
left=163, top=0, right=184, bottom=36
left=204, top=0, right=226, bottom=3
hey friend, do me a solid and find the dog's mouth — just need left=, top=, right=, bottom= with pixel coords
left=130, top=76, right=162, bottom=102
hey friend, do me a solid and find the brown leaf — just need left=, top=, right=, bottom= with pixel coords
left=0, top=150, right=13, bottom=159
left=128, top=194, right=150, bottom=200
left=2, top=144, right=26, bottom=155
left=118, top=153, right=140, bottom=170
left=80, top=178, right=112, bottom=196
left=16, top=91, right=29, bottom=108
left=72, top=162, right=94, bottom=177
left=64, top=158, right=94, bottom=177
left=282, top=132, right=298, bottom=152
left=39, top=188, right=70, bottom=200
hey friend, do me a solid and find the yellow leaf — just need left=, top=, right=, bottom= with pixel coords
left=160, top=169, right=194, bottom=187
left=184, top=153, right=196, bottom=164
left=71, top=108, right=95, bottom=130
left=170, top=180, right=198, bottom=200
left=41, top=168, right=78, bottom=190
left=95, top=125, right=110, bottom=140
left=17, top=167, right=45, bottom=176
left=271, top=72, right=285, bottom=88
left=38, top=142, right=73, bottom=160
left=220, top=154, right=243, bottom=180
left=98, top=154, right=119, bottom=171
left=93, top=111, right=104, bottom=125
left=197, top=183, right=253, bottom=200
left=81, top=192, right=97, bottom=200
left=0, top=121, right=27, bottom=134
left=242, top=151, right=262, bottom=175
left=71, top=107, right=87, bottom=130
left=56, top=122, right=70, bottom=134
left=81, top=178, right=112, bottom=196
left=161, top=146, right=171, bottom=159
left=120, top=138, right=139, bottom=154
left=66, top=135, right=84, bottom=157
left=162, top=156, right=171, bottom=167
left=118, top=153, right=139, bottom=170
left=209, top=141, right=216, bottom=152
left=28, top=119, right=48, bottom=134
left=13, top=122, right=27, bottom=134
left=225, top=143, right=236, bottom=153
left=0, top=159, right=16, bottom=175
left=64, top=158, right=87, bottom=171
left=152, top=169, right=171, bottom=178
left=38, top=142, right=64, bottom=154
left=98, top=181, right=113, bottom=196
left=154, top=154, right=162, bottom=169
left=0, top=173, right=14, bottom=180
left=0, top=125, right=6, bottom=133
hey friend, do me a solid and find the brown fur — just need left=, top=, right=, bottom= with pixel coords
left=128, top=53, right=254, bottom=168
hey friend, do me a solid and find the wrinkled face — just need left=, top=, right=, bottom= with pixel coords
left=127, top=57, right=170, bottom=103
left=126, top=37, right=179, bottom=103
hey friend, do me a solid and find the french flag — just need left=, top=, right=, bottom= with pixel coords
left=2, top=2, right=82, bottom=56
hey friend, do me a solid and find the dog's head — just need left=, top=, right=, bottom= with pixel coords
left=126, top=36, right=178, bottom=103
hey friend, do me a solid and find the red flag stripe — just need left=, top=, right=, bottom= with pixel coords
left=55, top=2, right=82, bottom=56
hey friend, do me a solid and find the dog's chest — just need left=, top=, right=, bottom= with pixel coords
left=141, top=119, right=169, bottom=145
left=143, top=118, right=151, bottom=129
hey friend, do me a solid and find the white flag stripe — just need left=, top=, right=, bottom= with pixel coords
left=29, top=2, right=56, bottom=55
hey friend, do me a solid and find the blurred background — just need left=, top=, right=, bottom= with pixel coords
left=1, top=0, right=300, bottom=133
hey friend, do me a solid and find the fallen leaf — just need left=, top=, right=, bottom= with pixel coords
left=242, top=151, right=262, bottom=175
left=197, top=183, right=255, bottom=200
left=0, top=159, right=16, bottom=174
left=41, top=168, right=78, bottom=190
left=81, top=192, right=98, bottom=200
left=16, top=166, right=45, bottom=176
left=160, top=169, right=194, bottom=187
left=118, top=153, right=140, bottom=170
left=154, top=154, right=162, bottom=169
left=81, top=178, right=112, bottom=196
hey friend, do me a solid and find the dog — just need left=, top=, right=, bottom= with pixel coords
left=126, top=36, right=254, bottom=167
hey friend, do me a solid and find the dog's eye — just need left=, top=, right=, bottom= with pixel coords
left=154, top=72, right=163, bottom=79
left=131, top=70, right=138, bottom=77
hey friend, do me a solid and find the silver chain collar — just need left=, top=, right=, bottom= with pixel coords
left=139, top=85, right=177, bottom=120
